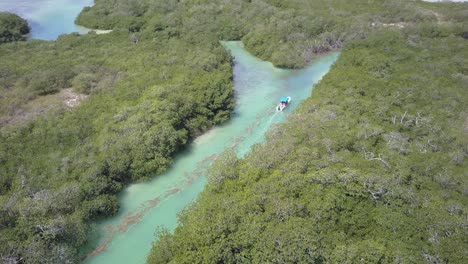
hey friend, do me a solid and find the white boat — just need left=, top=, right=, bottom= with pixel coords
left=276, top=96, right=291, bottom=111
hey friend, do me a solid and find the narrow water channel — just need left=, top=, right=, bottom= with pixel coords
left=82, top=42, right=339, bottom=263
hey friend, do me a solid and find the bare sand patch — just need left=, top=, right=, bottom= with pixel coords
left=0, top=88, right=87, bottom=129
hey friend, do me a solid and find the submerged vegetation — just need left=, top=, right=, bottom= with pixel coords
left=0, top=0, right=466, bottom=263
left=0, top=16, right=234, bottom=264
left=148, top=27, right=467, bottom=263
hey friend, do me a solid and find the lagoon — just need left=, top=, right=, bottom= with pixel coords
left=0, top=0, right=93, bottom=40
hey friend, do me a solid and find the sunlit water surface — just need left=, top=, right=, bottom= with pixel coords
left=0, top=0, right=93, bottom=40
left=0, top=1, right=340, bottom=262
left=81, top=42, right=339, bottom=263
left=1, top=0, right=465, bottom=41
left=2, top=0, right=465, bottom=262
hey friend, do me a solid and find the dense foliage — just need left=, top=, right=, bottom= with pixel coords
left=0, top=0, right=466, bottom=263
left=76, top=0, right=467, bottom=68
left=148, top=9, right=468, bottom=264
left=0, top=12, right=29, bottom=43
left=0, top=24, right=233, bottom=264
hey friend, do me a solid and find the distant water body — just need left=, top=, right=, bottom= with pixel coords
left=1, top=0, right=465, bottom=40
left=0, top=0, right=93, bottom=40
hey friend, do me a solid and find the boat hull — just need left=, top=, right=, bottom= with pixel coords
left=276, top=96, right=291, bottom=111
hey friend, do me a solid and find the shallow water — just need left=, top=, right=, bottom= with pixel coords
left=81, top=42, right=339, bottom=264
left=0, top=0, right=93, bottom=40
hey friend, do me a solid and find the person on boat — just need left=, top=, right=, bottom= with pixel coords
left=277, top=96, right=290, bottom=111
left=280, top=96, right=288, bottom=104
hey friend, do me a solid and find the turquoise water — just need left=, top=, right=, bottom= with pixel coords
left=0, top=2, right=339, bottom=262
left=0, top=0, right=93, bottom=40
left=82, top=42, right=339, bottom=264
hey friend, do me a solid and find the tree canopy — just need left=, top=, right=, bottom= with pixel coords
left=0, top=0, right=466, bottom=263
left=148, top=26, right=467, bottom=264
left=0, top=15, right=234, bottom=264
left=0, top=12, right=29, bottom=43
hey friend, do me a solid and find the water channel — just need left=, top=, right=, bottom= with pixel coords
left=82, top=42, right=339, bottom=263
left=0, top=2, right=339, bottom=262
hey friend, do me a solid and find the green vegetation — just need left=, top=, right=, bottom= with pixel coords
left=0, top=12, right=29, bottom=43
left=149, top=27, right=467, bottom=263
left=0, top=26, right=233, bottom=264
left=147, top=3, right=468, bottom=264
left=0, top=0, right=467, bottom=263
left=76, top=0, right=467, bottom=68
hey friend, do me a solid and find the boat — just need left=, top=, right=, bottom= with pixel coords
left=276, top=96, right=291, bottom=111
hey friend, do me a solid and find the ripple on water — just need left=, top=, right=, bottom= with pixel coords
left=82, top=42, right=339, bottom=264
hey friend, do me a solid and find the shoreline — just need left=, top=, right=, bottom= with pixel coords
left=75, top=24, right=113, bottom=35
